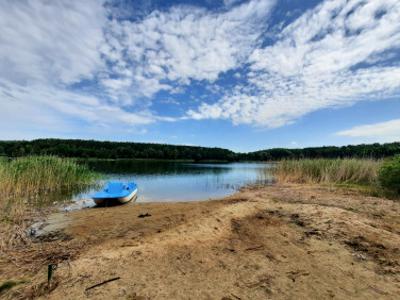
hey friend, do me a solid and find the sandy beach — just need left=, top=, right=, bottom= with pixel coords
left=2, top=184, right=400, bottom=299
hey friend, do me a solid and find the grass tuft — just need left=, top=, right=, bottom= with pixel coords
left=0, top=280, right=27, bottom=294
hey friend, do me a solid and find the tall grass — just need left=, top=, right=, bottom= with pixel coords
left=0, top=156, right=98, bottom=199
left=0, top=156, right=99, bottom=224
left=272, top=158, right=382, bottom=185
left=0, top=156, right=99, bottom=266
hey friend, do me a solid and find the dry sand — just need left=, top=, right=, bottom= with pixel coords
left=1, top=184, right=400, bottom=299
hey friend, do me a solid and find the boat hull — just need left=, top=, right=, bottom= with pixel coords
left=93, top=188, right=138, bottom=205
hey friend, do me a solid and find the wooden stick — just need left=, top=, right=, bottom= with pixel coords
left=85, top=277, right=120, bottom=291
left=245, top=245, right=264, bottom=251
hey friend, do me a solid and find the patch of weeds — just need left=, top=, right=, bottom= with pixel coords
left=0, top=279, right=27, bottom=294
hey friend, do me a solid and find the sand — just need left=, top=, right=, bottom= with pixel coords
left=1, top=184, right=400, bottom=299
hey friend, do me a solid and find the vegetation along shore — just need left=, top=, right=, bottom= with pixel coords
left=272, top=158, right=400, bottom=198
left=0, top=156, right=99, bottom=247
left=0, top=141, right=399, bottom=298
left=1, top=139, right=400, bottom=160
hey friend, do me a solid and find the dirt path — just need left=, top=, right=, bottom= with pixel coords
left=2, top=184, right=400, bottom=299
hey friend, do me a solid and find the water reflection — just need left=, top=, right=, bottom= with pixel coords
left=71, top=161, right=273, bottom=207
left=80, top=159, right=231, bottom=176
left=33, top=184, right=95, bottom=209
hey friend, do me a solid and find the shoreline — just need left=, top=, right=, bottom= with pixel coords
left=1, top=183, right=400, bottom=299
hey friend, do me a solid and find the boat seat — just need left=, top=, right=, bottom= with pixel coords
left=105, top=182, right=125, bottom=193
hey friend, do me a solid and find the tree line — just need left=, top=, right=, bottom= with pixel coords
left=0, top=139, right=236, bottom=161
left=242, top=142, right=400, bottom=161
left=0, top=139, right=399, bottom=161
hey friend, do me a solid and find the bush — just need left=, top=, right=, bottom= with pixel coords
left=379, top=155, right=400, bottom=195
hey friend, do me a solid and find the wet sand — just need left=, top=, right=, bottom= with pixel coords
left=2, top=184, right=400, bottom=299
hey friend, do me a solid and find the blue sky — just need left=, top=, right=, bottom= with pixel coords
left=0, top=0, right=399, bottom=152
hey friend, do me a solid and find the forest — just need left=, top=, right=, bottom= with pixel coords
left=0, top=139, right=399, bottom=161
left=0, top=139, right=237, bottom=161
left=243, top=142, right=400, bottom=161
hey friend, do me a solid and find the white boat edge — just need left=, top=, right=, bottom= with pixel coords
left=94, top=188, right=138, bottom=205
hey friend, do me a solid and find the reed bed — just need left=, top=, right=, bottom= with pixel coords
left=272, top=158, right=382, bottom=185
left=0, top=156, right=98, bottom=199
left=0, top=156, right=99, bottom=224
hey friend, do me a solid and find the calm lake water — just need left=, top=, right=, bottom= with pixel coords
left=65, top=160, right=274, bottom=210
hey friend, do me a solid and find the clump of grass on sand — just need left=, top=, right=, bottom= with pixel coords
left=272, top=158, right=382, bottom=185
left=0, top=280, right=28, bottom=295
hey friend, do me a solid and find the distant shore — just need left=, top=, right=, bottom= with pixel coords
left=1, top=138, right=399, bottom=161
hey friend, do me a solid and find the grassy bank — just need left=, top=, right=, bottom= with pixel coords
left=272, top=158, right=400, bottom=198
left=272, top=158, right=381, bottom=185
left=0, top=156, right=99, bottom=224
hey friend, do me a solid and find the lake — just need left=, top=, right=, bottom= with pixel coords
left=65, top=160, right=274, bottom=210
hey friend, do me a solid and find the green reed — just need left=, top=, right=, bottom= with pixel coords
left=0, top=156, right=98, bottom=199
left=272, top=158, right=382, bottom=185
left=0, top=156, right=99, bottom=224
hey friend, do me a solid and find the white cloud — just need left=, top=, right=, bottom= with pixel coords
left=0, top=0, right=277, bottom=138
left=0, top=0, right=159, bottom=138
left=188, top=0, right=400, bottom=127
left=100, top=0, right=276, bottom=100
left=0, top=0, right=106, bottom=85
left=0, top=80, right=154, bottom=134
left=336, top=119, right=400, bottom=142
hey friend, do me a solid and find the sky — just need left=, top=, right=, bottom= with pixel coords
left=0, top=0, right=399, bottom=152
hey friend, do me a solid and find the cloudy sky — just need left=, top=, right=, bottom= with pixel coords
left=1, top=0, right=399, bottom=151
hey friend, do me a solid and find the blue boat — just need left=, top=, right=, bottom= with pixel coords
left=92, top=181, right=138, bottom=205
